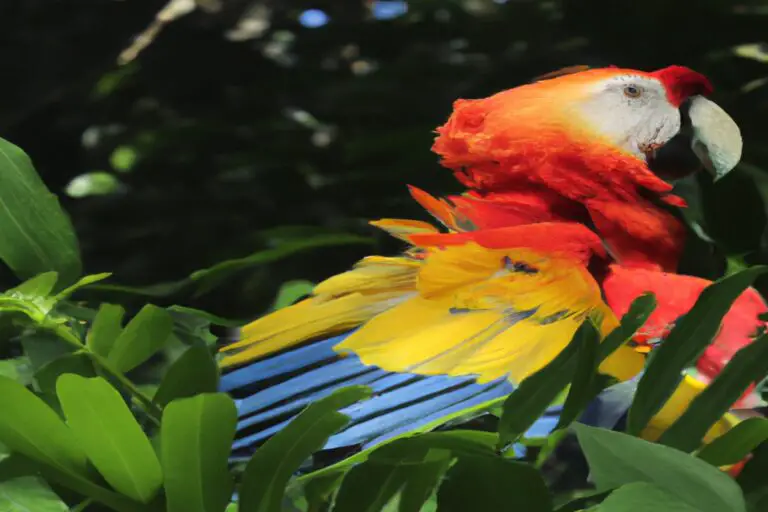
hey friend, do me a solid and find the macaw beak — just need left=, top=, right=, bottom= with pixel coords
left=687, top=95, right=743, bottom=182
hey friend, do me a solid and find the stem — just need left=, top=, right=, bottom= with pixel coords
left=71, top=498, right=93, bottom=512
left=90, top=352, right=163, bottom=426
left=48, top=323, right=162, bottom=426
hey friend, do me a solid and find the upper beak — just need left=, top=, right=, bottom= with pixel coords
left=687, top=95, right=743, bottom=182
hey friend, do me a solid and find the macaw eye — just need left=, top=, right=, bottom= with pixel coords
left=623, top=84, right=642, bottom=98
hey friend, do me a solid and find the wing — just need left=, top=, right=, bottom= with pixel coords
left=219, top=221, right=644, bottom=460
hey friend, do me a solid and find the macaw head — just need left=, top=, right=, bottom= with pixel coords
left=432, top=65, right=742, bottom=194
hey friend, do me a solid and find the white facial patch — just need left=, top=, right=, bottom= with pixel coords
left=574, top=75, right=681, bottom=160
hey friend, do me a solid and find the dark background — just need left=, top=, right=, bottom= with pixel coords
left=2, top=0, right=768, bottom=319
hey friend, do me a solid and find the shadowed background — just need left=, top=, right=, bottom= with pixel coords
left=2, top=0, right=767, bottom=319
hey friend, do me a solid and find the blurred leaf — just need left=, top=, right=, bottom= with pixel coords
left=598, top=482, right=700, bottom=511
left=86, top=303, right=126, bottom=358
left=55, top=272, right=112, bottom=300
left=161, top=393, right=237, bottom=512
left=0, top=375, right=87, bottom=476
left=107, top=304, right=173, bottom=372
left=0, top=138, right=81, bottom=285
left=271, top=280, right=314, bottom=310
left=736, top=441, right=768, bottom=510
left=8, top=271, right=58, bottom=298
left=0, top=476, right=68, bottom=511
left=89, top=234, right=373, bottom=298
left=436, top=455, right=552, bottom=512
left=167, top=305, right=244, bottom=327
left=659, top=334, right=768, bottom=452
left=188, top=234, right=372, bottom=297
left=627, top=266, right=768, bottom=436
left=154, top=344, right=219, bottom=407
left=239, top=386, right=372, bottom=512
left=574, top=423, right=746, bottom=512
left=56, top=375, right=163, bottom=503
left=0, top=357, right=32, bottom=386
left=497, top=322, right=583, bottom=447
left=697, top=418, right=768, bottom=467
left=34, top=353, right=95, bottom=395
left=20, top=332, right=76, bottom=373
left=65, top=172, right=121, bottom=198
left=110, top=146, right=138, bottom=172
left=20, top=454, right=151, bottom=512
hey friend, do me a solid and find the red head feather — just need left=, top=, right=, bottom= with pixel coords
left=429, top=65, right=713, bottom=271
left=650, top=65, right=713, bottom=107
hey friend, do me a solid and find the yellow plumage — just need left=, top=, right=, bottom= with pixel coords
left=222, top=218, right=644, bottom=386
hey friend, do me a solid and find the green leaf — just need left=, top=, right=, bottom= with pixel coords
left=333, top=449, right=448, bottom=512
left=189, top=235, right=372, bottom=297
left=20, top=454, right=152, bottom=512
left=556, top=321, right=601, bottom=429
left=20, top=332, right=76, bottom=373
left=0, top=357, right=32, bottom=386
left=573, top=423, right=746, bottom=512
left=436, top=455, right=553, bottom=512
left=497, top=323, right=583, bottom=447
left=0, top=138, right=82, bottom=285
left=737, top=441, right=768, bottom=500
left=598, top=482, right=700, bottom=511
left=596, top=293, right=657, bottom=361
left=161, top=393, right=237, bottom=512
left=239, top=386, right=371, bottom=512
left=34, top=353, right=95, bottom=396
left=0, top=375, right=87, bottom=476
left=167, top=305, right=244, bottom=327
left=627, top=266, right=768, bottom=436
left=86, top=303, right=126, bottom=357
left=0, top=476, right=68, bottom=511
left=56, top=374, right=163, bottom=503
left=697, top=418, right=768, bottom=467
left=8, top=271, right=59, bottom=298
left=154, top=344, right=219, bottom=407
left=107, top=304, right=173, bottom=372
left=272, top=280, right=314, bottom=310
left=659, top=333, right=768, bottom=452
left=55, top=272, right=112, bottom=299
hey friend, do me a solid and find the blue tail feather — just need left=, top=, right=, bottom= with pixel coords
left=222, top=330, right=567, bottom=460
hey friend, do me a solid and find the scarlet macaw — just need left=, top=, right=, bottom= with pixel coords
left=219, top=66, right=765, bottom=461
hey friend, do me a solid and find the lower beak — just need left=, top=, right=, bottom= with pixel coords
left=687, top=95, right=743, bottom=181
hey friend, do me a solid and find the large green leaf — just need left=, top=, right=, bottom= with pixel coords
left=597, top=483, right=700, bottom=511
left=436, top=455, right=553, bottom=512
left=86, top=303, right=125, bottom=357
left=627, top=266, right=768, bottom=436
left=161, top=393, right=237, bottom=512
left=107, top=304, right=173, bottom=372
left=332, top=431, right=497, bottom=512
left=333, top=449, right=450, bottom=512
left=573, top=423, right=746, bottom=512
left=56, top=374, right=163, bottom=503
left=556, top=321, right=602, bottom=430
left=659, top=333, right=768, bottom=452
left=0, top=375, right=87, bottom=476
left=0, top=476, right=68, bottom=511
left=153, top=344, right=219, bottom=407
left=238, top=386, right=371, bottom=512
left=596, top=293, right=657, bottom=361
left=697, top=418, right=768, bottom=467
left=0, top=138, right=81, bottom=286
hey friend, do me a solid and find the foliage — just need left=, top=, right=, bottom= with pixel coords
left=0, top=135, right=764, bottom=511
